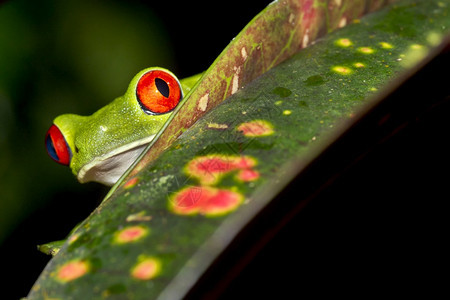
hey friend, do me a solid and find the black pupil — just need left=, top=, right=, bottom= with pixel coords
left=155, top=78, right=170, bottom=98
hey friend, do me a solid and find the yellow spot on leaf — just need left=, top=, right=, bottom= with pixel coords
left=379, top=42, right=393, bottom=49
left=353, top=62, right=365, bottom=68
left=426, top=32, right=442, bottom=46
left=207, top=123, right=229, bottom=130
left=357, top=47, right=375, bottom=54
left=68, top=233, right=80, bottom=244
left=126, top=211, right=152, bottom=222
left=401, top=44, right=429, bottom=68
left=332, top=66, right=352, bottom=75
left=335, top=38, right=352, bottom=47
left=283, top=110, right=292, bottom=115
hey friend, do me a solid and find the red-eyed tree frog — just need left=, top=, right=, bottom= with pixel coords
left=45, top=67, right=201, bottom=186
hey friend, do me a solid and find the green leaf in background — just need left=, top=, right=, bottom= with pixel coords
left=28, top=0, right=449, bottom=299
left=0, top=0, right=172, bottom=244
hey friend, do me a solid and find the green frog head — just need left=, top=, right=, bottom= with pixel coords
left=45, top=67, right=198, bottom=186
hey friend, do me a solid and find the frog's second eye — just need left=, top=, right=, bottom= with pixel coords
left=45, top=124, right=72, bottom=166
left=136, top=70, right=182, bottom=115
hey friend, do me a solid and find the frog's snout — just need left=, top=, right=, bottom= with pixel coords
left=45, top=124, right=72, bottom=166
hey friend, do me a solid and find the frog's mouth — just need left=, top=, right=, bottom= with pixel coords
left=77, top=135, right=155, bottom=186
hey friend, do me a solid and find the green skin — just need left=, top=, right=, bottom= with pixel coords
left=41, top=68, right=201, bottom=254
left=52, top=67, right=201, bottom=186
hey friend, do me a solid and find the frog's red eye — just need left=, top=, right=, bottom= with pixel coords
left=45, top=124, right=72, bottom=166
left=136, top=70, right=183, bottom=115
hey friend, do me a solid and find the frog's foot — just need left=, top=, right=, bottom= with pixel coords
left=37, top=240, right=66, bottom=256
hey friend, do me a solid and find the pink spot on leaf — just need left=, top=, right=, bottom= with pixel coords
left=114, top=226, right=149, bottom=244
left=170, top=186, right=243, bottom=216
left=131, top=257, right=161, bottom=280
left=237, top=169, right=260, bottom=182
left=123, top=177, right=139, bottom=189
left=237, top=120, right=274, bottom=137
left=57, top=260, right=89, bottom=283
left=186, top=155, right=257, bottom=185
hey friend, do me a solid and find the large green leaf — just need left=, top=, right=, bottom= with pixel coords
left=28, top=0, right=449, bottom=299
left=125, top=0, right=393, bottom=180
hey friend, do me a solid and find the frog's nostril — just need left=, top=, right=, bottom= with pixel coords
left=45, top=124, right=72, bottom=166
